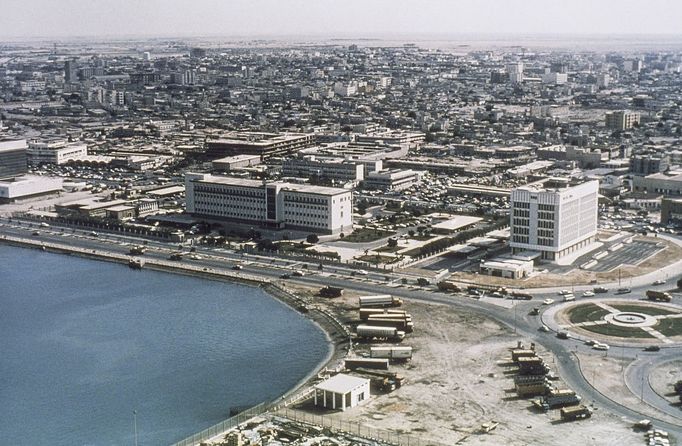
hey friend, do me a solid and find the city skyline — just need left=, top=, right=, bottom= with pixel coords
left=2, top=0, right=682, bottom=39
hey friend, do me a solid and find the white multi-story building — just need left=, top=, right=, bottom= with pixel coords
left=185, top=173, right=353, bottom=234
left=363, top=169, right=423, bottom=191
left=510, top=178, right=598, bottom=261
left=27, top=140, right=88, bottom=165
left=282, top=155, right=364, bottom=183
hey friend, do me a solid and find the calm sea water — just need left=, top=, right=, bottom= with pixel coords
left=0, top=245, right=330, bottom=446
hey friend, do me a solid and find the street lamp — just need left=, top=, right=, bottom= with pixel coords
left=133, top=410, right=138, bottom=446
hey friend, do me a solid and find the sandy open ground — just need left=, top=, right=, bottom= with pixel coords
left=284, top=284, right=644, bottom=446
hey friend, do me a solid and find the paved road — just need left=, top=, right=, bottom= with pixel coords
left=2, top=219, right=682, bottom=438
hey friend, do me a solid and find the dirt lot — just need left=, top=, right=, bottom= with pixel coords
left=650, top=360, right=682, bottom=406
left=577, top=354, right=682, bottom=426
left=285, top=284, right=644, bottom=446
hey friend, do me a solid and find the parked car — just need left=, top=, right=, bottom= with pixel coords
left=582, top=291, right=595, bottom=297
left=232, top=265, right=243, bottom=270
left=593, top=343, right=610, bottom=351
left=593, top=287, right=608, bottom=293
left=643, top=346, right=661, bottom=352
left=292, top=270, right=304, bottom=277
left=280, top=273, right=290, bottom=279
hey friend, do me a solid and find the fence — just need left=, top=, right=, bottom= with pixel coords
left=275, top=408, right=454, bottom=446
left=170, top=402, right=269, bottom=446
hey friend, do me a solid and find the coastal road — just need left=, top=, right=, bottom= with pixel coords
left=2, top=221, right=682, bottom=438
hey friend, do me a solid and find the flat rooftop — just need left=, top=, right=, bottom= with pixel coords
left=315, top=373, right=368, bottom=393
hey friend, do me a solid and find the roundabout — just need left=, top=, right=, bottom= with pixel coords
left=554, top=299, right=682, bottom=344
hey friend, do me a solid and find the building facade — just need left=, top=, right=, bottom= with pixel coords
left=605, top=111, right=640, bottom=130
left=282, top=156, right=364, bottom=183
left=185, top=173, right=353, bottom=234
left=27, top=140, right=88, bottom=165
left=510, top=179, right=598, bottom=261
left=0, top=139, right=28, bottom=179
left=363, top=169, right=422, bottom=191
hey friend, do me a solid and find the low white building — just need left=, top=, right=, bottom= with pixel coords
left=185, top=173, right=353, bottom=234
left=0, top=175, right=63, bottom=203
left=282, top=155, right=364, bottom=183
left=27, top=140, right=88, bottom=165
left=363, top=169, right=422, bottom=191
left=314, top=374, right=370, bottom=411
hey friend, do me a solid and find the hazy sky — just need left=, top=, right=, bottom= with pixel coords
left=1, top=0, right=681, bottom=39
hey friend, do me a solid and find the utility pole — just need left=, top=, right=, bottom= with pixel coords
left=133, top=410, right=138, bottom=446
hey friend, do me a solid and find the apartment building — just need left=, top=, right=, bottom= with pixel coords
left=0, top=139, right=28, bottom=179
left=205, top=132, right=315, bottom=159
left=510, top=178, right=598, bottom=261
left=605, top=111, right=640, bottom=130
left=185, top=173, right=352, bottom=234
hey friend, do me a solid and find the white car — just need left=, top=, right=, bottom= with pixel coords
left=653, top=280, right=666, bottom=285
left=593, top=343, right=610, bottom=351
left=539, top=325, right=550, bottom=332
left=582, top=291, right=595, bottom=297
left=558, top=290, right=571, bottom=296
left=543, top=298, right=555, bottom=305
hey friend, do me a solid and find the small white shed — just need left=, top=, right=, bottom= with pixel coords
left=314, top=374, right=370, bottom=411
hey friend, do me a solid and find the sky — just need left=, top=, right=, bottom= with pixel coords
left=1, top=0, right=681, bottom=39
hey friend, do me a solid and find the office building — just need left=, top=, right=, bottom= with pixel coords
left=629, top=155, right=669, bottom=176
left=212, top=154, right=262, bottom=171
left=632, top=170, right=682, bottom=197
left=27, top=140, right=88, bottom=165
left=0, top=139, right=28, bottom=179
left=64, top=59, right=78, bottom=83
left=661, top=198, right=682, bottom=225
left=605, top=111, right=640, bottom=130
left=510, top=178, right=598, bottom=261
left=205, top=132, right=316, bottom=159
left=363, top=169, right=422, bottom=191
left=185, top=173, right=353, bottom=234
left=282, top=155, right=364, bottom=183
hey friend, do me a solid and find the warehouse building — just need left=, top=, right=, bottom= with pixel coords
left=185, top=173, right=353, bottom=234
left=510, top=178, right=598, bottom=261
left=27, top=140, right=88, bottom=165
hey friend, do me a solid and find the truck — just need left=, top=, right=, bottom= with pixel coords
left=345, top=358, right=390, bottom=371
left=510, top=291, right=533, bottom=300
left=517, top=356, right=549, bottom=375
left=536, top=389, right=581, bottom=410
left=359, top=308, right=408, bottom=320
left=560, top=406, right=592, bottom=421
left=168, top=252, right=183, bottom=261
left=129, top=245, right=146, bottom=255
left=356, top=325, right=405, bottom=341
left=511, top=349, right=537, bottom=362
left=365, top=317, right=414, bottom=333
left=370, top=346, right=413, bottom=361
left=516, top=381, right=549, bottom=397
left=358, top=295, right=403, bottom=308
left=437, top=281, right=462, bottom=292
left=647, top=290, right=673, bottom=302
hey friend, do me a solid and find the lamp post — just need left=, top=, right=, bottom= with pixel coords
left=133, top=410, right=138, bottom=446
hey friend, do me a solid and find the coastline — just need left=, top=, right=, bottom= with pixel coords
left=0, top=236, right=348, bottom=445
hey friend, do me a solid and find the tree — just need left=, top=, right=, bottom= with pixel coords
left=357, top=199, right=368, bottom=215
left=306, top=234, right=320, bottom=244
left=408, top=230, right=415, bottom=237
left=256, top=238, right=276, bottom=252
left=387, top=238, right=398, bottom=248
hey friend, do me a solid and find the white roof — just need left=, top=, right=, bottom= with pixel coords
left=315, top=373, right=368, bottom=394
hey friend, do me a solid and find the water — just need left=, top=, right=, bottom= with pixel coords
left=0, top=245, right=331, bottom=445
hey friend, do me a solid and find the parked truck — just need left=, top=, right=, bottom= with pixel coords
left=365, top=317, right=414, bottom=333
left=356, top=325, right=405, bottom=341
left=129, top=245, right=146, bottom=255
left=359, top=308, right=408, bottom=320
left=370, top=346, right=413, bottom=361
left=358, top=295, right=403, bottom=308
left=437, top=281, right=462, bottom=292
left=560, top=405, right=592, bottom=421
left=647, top=290, right=673, bottom=302
left=517, top=356, right=549, bottom=375
left=536, top=389, right=581, bottom=411
left=345, top=358, right=390, bottom=371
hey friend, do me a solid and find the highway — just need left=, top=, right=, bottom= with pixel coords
left=2, top=218, right=681, bottom=438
